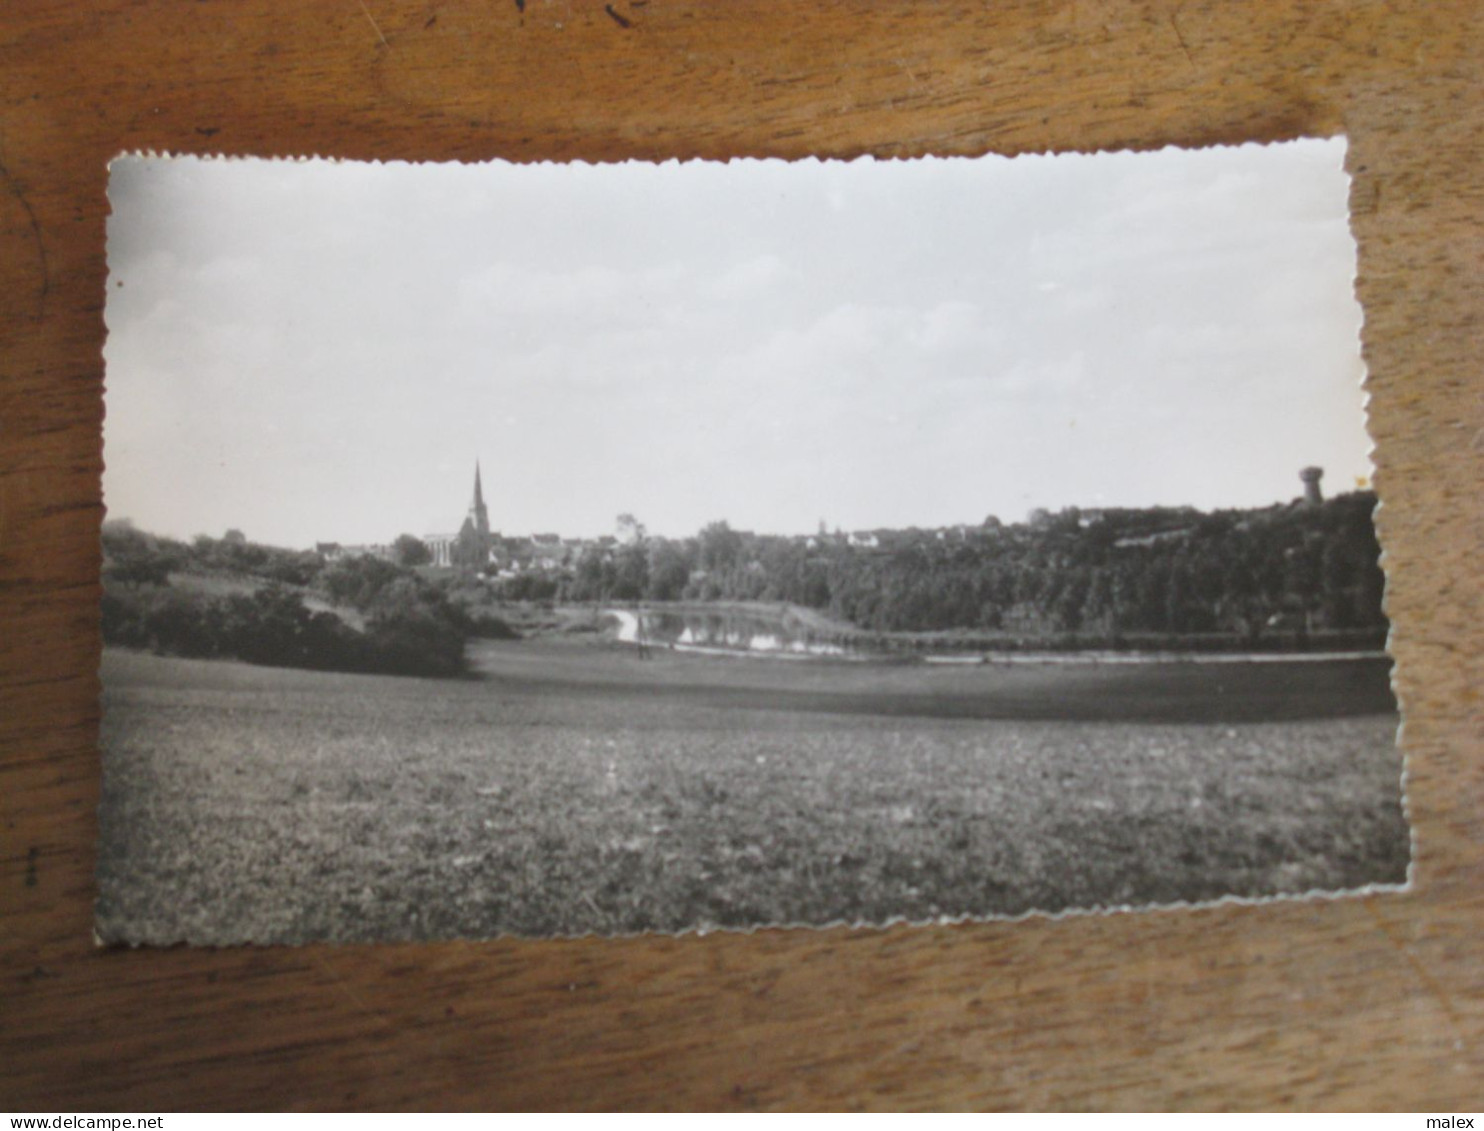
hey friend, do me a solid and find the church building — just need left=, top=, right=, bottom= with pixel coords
left=423, top=463, right=493, bottom=571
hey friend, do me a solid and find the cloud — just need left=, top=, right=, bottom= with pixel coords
left=456, top=260, right=688, bottom=324
left=708, top=254, right=792, bottom=299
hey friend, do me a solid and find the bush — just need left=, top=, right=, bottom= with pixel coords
left=102, top=522, right=188, bottom=587
left=491, top=573, right=560, bottom=602
left=319, top=555, right=407, bottom=610
left=102, top=578, right=469, bottom=678
left=364, top=606, right=467, bottom=676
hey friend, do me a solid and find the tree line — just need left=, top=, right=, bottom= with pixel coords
left=101, top=490, right=1387, bottom=676
left=100, top=524, right=512, bottom=677
left=544, top=493, right=1386, bottom=644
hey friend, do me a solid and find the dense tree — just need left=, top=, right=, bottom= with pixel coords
left=393, top=533, right=433, bottom=567
left=102, top=521, right=186, bottom=586
left=597, top=493, right=1387, bottom=644
left=106, top=493, right=1386, bottom=658
left=646, top=540, right=693, bottom=601
left=320, top=554, right=405, bottom=610
left=102, top=546, right=470, bottom=676
left=611, top=541, right=650, bottom=601
left=697, top=520, right=743, bottom=573
left=616, top=512, right=647, bottom=544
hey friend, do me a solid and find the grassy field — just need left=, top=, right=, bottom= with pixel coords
left=96, top=643, right=1409, bottom=944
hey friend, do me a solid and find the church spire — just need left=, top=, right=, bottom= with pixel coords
left=469, top=461, right=490, bottom=539
left=452, top=460, right=492, bottom=572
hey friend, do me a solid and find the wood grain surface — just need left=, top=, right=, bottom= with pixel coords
left=3, top=0, right=1481, bottom=1111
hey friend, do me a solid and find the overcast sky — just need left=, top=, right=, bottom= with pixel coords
left=104, top=140, right=1372, bottom=548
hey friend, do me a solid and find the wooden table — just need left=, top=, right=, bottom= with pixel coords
left=3, top=0, right=1480, bottom=1110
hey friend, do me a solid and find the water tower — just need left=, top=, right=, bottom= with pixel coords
left=1300, top=466, right=1324, bottom=507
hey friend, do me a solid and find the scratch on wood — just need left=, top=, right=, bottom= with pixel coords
left=605, top=4, right=633, bottom=29
left=356, top=0, right=390, bottom=47
left=1362, top=900, right=1464, bottom=1034
left=0, top=157, right=51, bottom=323
left=1169, top=11, right=1194, bottom=67
left=310, top=952, right=397, bottom=1033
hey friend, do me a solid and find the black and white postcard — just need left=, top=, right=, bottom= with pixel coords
left=97, top=141, right=1408, bottom=944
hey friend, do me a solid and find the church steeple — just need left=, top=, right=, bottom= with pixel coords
left=469, top=461, right=490, bottom=538
left=451, top=460, right=492, bottom=572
